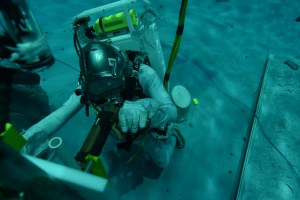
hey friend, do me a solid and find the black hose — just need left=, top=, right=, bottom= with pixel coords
left=74, top=26, right=81, bottom=57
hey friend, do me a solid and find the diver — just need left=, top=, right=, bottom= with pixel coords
left=72, top=40, right=186, bottom=194
left=76, top=40, right=185, bottom=170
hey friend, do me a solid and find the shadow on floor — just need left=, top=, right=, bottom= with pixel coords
left=105, top=144, right=164, bottom=195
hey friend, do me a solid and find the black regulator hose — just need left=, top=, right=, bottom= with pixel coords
left=74, top=26, right=81, bottom=57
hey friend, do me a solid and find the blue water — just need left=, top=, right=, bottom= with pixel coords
left=7, top=0, right=300, bottom=199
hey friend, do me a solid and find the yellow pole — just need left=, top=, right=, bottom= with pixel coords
left=164, top=0, right=188, bottom=90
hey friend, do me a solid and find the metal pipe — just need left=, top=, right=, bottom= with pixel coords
left=230, top=58, right=269, bottom=200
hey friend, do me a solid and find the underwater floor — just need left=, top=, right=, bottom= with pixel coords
left=24, top=0, right=300, bottom=199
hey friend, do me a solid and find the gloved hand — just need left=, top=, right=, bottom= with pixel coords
left=118, top=101, right=148, bottom=133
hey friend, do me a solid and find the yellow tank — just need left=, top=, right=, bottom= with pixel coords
left=93, top=9, right=138, bottom=34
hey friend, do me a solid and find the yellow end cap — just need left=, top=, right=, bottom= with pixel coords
left=93, top=19, right=102, bottom=34
left=192, top=98, right=199, bottom=105
left=0, top=123, right=26, bottom=151
left=85, top=155, right=109, bottom=179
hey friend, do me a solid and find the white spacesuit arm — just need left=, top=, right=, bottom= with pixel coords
left=137, top=64, right=177, bottom=127
left=21, top=92, right=84, bottom=156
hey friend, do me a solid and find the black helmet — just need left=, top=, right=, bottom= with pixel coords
left=79, top=41, right=131, bottom=105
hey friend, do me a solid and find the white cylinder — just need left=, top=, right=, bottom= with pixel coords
left=48, top=137, right=81, bottom=170
left=171, top=85, right=192, bottom=123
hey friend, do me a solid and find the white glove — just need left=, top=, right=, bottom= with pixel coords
left=118, top=101, right=148, bottom=133
left=134, top=98, right=171, bottom=128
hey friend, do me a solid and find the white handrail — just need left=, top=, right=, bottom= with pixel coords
left=24, top=154, right=108, bottom=192
left=123, top=7, right=135, bottom=32
left=73, top=0, right=136, bottom=22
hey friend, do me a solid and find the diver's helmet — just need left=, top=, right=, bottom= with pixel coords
left=0, top=0, right=55, bottom=70
left=79, top=41, right=131, bottom=105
